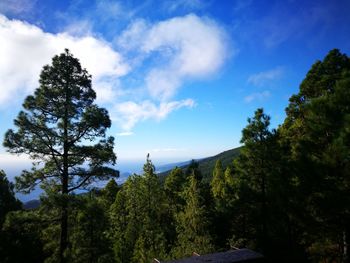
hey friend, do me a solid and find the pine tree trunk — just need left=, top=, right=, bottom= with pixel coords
left=60, top=89, right=69, bottom=263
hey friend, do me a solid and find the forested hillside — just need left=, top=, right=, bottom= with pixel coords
left=159, top=147, right=242, bottom=183
left=1, top=49, right=350, bottom=263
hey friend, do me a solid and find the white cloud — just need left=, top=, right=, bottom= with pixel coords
left=112, top=99, right=195, bottom=131
left=118, top=14, right=230, bottom=100
left=247, top=67, right=283, bottom=86
left=64, top=20, right=93, bottom=36
left=0, top=14, right=129, bottom=106
left=117, top=19, right=149, bottom=51
left=0, top=14, right=229, bottom=131
left=117, top=131, right=134, bottom=136
left=244, top=91, right=271, bottom=103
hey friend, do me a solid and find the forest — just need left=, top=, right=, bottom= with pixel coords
left=0, top=48, right=349, bottom=263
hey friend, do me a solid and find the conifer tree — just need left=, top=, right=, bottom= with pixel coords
left=281, top=49, right=350, bottom=262
left=211, top=160, right=225, bottom=200
left=234, top=108, right=275, bottom=253
left=164, top=167, right=186, bottom=211
left=173, top=171, right=213, bottom=258
left=0, top=170, right=21, bottom=227
left=3, top=50, right=117, bottom=262
left=132, top=155, right=167, bottom=262
left=70, top=193, right=114, bottom=263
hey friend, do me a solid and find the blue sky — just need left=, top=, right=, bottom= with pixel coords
left=1, top=0, right=350, bottom=176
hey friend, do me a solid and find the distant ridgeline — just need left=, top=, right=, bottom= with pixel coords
left=158, top=147, right=242, bottom=183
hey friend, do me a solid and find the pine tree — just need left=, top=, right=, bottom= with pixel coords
left=211, top=160, right=225, bottom=200
left=132, top=155, right=167, bottom=262
left=70, top=193, right=113, bottom=263
left=233, top=108, right=275, bottom=253
left=210, top=161, right=237, bottom=247
left=0, top=170, right=21, bottom=227
left=110, top=155, right=167, bottom=263
left=172, top=171, right=213, bottom=258
left=280, top=49, right=350, bottom=262
left=101, top=179, right=119, bottom=207
left=3, top=50, right=117, bottom=262
left=164, top=167, right=186, bottom=211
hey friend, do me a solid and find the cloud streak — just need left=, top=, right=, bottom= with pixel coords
left=0, top=0, right=36, bottom=15
left=247, top=67, right=283, bottom=86
left=112, top=99, right=195, bottom=131
left=244, top=91, right=271, bottom=103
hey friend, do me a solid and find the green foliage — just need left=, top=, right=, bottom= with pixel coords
left=159, top=147, right=242, bottom=183
left=280, top=49, right=350, bottom=262
left=110, top=155, right=167, bottom=263
left=231, top=109, right=275, bottom=251
left=0, top=170, right=21, bottom=226
left=172, top=171, right=214, bottom=258
left=100, top=179, right=120, bottom=207
left=70, top=194, right=114, bottom=263
left=0, top=210, right=46, bottom=263
left=164, top=167, right=186, bottom=210
left=211, top=160, right=225, bottom=199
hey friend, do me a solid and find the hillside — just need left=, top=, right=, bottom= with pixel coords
left=158, top=146, right=242, bottom=183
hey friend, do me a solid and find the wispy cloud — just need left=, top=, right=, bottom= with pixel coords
left=247, top=67, right=283, bottom=86
left=0, top=0, right=37, bottom=16
left=116, top=131, right=134, bottom=136
left=118, top=14, right=231, bottom=101
left=244, top=91, right=271, bottom=103
left=261, top=3, right=332, bottom=48
left=238, top=1, right=338, bottom=49
left=163, top=0, right=206, bottom=12
left=112, top=99, right=195, bottom=131
left=233, top=0, right=253, bottom=12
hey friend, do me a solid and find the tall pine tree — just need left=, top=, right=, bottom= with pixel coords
left=3, top=50, right=118, bottom=262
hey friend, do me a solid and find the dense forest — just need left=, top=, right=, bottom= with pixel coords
left=0, top=49, right=349, bottom=263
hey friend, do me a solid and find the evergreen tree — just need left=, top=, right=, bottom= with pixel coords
left=211, top=160, right=225, bottom=200
left=164, top=167, right=187, bottom=248
left=110, top=187, right=130, bottom=263
left=110, top=155, right=167, bottom=263
left=0, top=210, right=46, bottom=263
left=172, top=171, right=214, bottom=258
left=0, top=170, right=21, bottom=226
left=3, top=49, right=117, bottom=262
left=132, top=155, right=167, bottom=262
left=233, top=108, right=275, bottom=253
left=164, top=167, right=186, bottom=212
left=281, top=49, right=350, bottom=262
left=101, top=179, right=119, bottom=207
left=211, top=161, right=237, bottom=248
left=70, top=193, right=113, bottom=263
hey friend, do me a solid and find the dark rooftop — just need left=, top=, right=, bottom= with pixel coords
left=163, top=249, right=264, bottom=263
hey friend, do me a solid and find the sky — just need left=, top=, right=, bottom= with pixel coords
left=1, top=0, right=350, bottom=178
